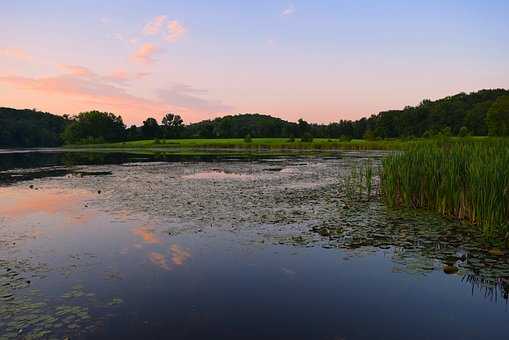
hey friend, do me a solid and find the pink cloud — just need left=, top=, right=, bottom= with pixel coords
left=58, top=64, right=94, bottom=77
left=57, top=64, right=142, bottom=84
left=166, top=20, right=186, bottom=43
left=0, top=66, right=232, bottom=124
left=0, top=73, right=168, bottom=123
left=0, top=48, right=32, bottom=61
left=143, top=15, right=167, bottom=35
left=107, top=69, right=130, bottom=82
left=132, top=43, right=160, bottom=64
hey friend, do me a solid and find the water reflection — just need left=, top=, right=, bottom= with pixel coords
left=133, top=224, right=162, bottom=244
left=1, top=150, right=509, bottom=339
left=149, top=252, right=171, bottom=271
left=0, top=187, right=93, bottom=219
left=147, top=245, right=192, bottom=271
left=170, top=244, right=191, bottom=266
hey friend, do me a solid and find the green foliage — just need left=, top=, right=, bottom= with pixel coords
left=161, top=113, right=184, bottom=138
left=141, top=117, right=160, bottom=139
left=366, top=89, right=508, bottom=139
left=363, top=129, right=376, bottom=141
left=298, top=118, right=310, bottom=137
left=341, top=160, right=377, bottom=201
left=185, top=113, right=297, bottom=138
left=0, top=107, right=69, bottom=147
left=422, top=129, right=435, bottom=139
left=62, top=111, right=125, bottom=144
left=3, top=89, right=508, bottom=148
left=300, top=132, right=313, bottom=143
left=440, top=126, right=452, bottom=137
left=458, top=126, right=470, bottom=137
left=380, top=140, right=509, bottom=236
left=243, top=134, right=252, bottom=143
left=486, top=95, right=509, bottom=136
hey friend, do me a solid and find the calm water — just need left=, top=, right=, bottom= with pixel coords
left=1, top=149, right=508, bottom=339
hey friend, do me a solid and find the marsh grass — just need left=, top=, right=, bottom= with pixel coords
left=380, top=139, right=509, bottom=236
left=341, top=159, right=378, bottom=201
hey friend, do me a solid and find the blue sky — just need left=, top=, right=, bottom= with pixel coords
left=1, top=0, right=508, bottom=123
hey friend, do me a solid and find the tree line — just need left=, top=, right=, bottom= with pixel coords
left=1, top=89, right=508, bottom=147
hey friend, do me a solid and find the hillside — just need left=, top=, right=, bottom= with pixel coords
left=362, top=89, right=509, bottom=138
left=184, top=113, right=297, bottom=138
left=1, top=88, right=508, bottom=147
left=0, top=107, right=69, bottom=147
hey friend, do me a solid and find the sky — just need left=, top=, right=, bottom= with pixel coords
left=1, top=0, right=508, bottom=125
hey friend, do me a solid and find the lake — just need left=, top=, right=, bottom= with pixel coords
left=1, top=149, right=508, bottom=339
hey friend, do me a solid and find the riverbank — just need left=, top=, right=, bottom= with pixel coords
left=64, top=137, right=406, bottom=150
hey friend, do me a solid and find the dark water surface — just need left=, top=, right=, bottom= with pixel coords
left=1, top=149, right=508, bottom=339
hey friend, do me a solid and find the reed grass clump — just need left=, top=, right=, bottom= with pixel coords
left=380, top=139, right=509, bottom=235
left=341, top=160, right=378, bottom=201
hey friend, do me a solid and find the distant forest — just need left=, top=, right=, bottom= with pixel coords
left=1, top=89, right=508, bottom=147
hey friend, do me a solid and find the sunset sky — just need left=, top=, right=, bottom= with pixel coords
left=1, top=0, right=508, bottom=125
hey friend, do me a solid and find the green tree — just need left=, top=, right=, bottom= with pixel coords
left=161, top=113, right=184, bottom=138
left=297, top=118, right=310, bottom=137
left=301, top=132, right=313, bottom=142
left=141, top=117, right=160, bottom=138
left=62, top=111, right=125, bottom=144
left=486, top=96, right=509, bottom=136
left=126, top=125, right=140, bottom=140
left=363, top=129, right=375, bottom=141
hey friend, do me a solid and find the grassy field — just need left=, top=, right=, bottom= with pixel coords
left=66, top=137, right=407, bottom=150
left=380, top=138, right=509, bottom=237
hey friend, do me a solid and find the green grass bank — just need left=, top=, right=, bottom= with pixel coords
left=65, top=137, right=407, bottom=151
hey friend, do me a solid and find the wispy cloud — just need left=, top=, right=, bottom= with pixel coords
left=158, top=83, right=233, bottom=113
left=0, top=69, right=166, bottom=123
left=0, top=48, right=32, bottom=61
left=132, top=43, right=160, bottom=64
left=58, top=64, right=94, bottom=77
left=166, top=20, right=187, bottom=43
left=57, top=64, right=145, bottom=84
left=281, top=4, right=296, bottom=16
left=0, top=67, right=231, bottom=123
left=141, top=16, right=187, bottom=43
left=143, top=15, right=167, bottom=35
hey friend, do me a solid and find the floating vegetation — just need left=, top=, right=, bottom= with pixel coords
left=0, top=274, right=124, bottom=339
left=380, top=139, right=509, bottom=237
left=107, top=297, right=124, bottom=306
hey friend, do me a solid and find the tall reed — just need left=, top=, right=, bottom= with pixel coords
left=341, top=159, right=377, bottom=201
left=380, top=139, right=509, bottom=235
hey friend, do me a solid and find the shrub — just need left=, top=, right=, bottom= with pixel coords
left=458, top=126, right=470, bottom=137
left=300, top=133, right=313, bottom=143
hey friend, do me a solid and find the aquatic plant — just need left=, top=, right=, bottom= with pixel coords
left=380, top=139, right=509, bottom=236
left=341, top=159, right=378, bottom=201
